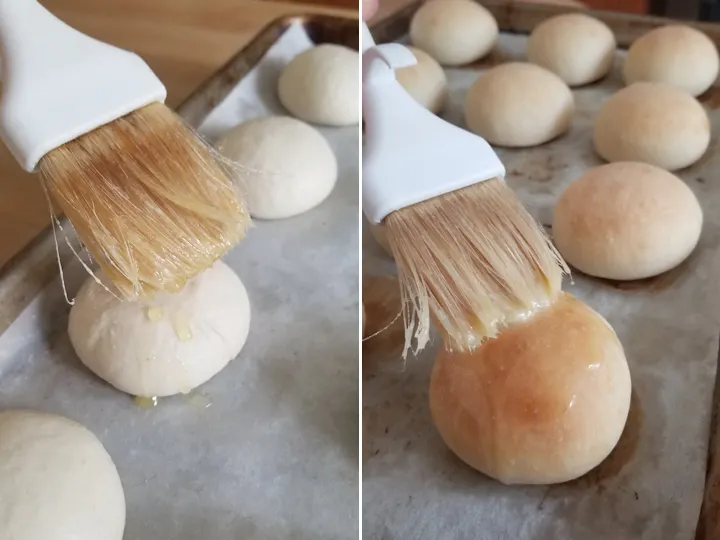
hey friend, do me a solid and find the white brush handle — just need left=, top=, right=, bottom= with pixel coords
left=362, top=23, right=505, bottom=224
left=0, top=0, right=167, bottom=172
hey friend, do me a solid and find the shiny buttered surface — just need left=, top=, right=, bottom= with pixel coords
left=430, top=294, right=631, bottom=485
left=69, top=261, right=251, bottom=398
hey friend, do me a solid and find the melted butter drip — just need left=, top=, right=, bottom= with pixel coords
left=172, top=313, right=193, bottom=341
left=145, top=307, right=164, bottom=322
left=458, top=300, right=555, bottom=351
left=134, top=396, right=158, bottom=408
left=186, top=393, right=213, bottom=409
left=506, top=300, right=552, bottom=325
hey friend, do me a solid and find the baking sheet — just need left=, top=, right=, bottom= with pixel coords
left=362, top=31, right=720, bottom=540
left=0, top=22, right=359, bottom=540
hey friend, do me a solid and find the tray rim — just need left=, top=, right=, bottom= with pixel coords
left=370, top=0, right=720, bottom=47
left=177, top=13, right=358, bottom=125
left=0, top=12, right=358, bottom=338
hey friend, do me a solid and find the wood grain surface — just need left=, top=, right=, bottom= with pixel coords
left=0, top=0, right=356, bottom=270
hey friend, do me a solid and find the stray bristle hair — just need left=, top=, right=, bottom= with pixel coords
left=384, top=179, right=569, bottom=355
left=38, top=102, right=250, bottom=300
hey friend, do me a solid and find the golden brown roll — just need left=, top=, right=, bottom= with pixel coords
left=593, top=82, right=710, bottom=171
left=553, top=162, right=702, bottom=280
left=429, top=293, right=631, bottom=485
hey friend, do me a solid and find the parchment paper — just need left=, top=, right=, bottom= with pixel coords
left=362, top=32, right=720, bottom=540
left=0, top=23, right=359, bottom=540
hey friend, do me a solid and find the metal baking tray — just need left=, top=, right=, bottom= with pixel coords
left=363, top=3, right=720, bottom=539
left=0, top=15, right=359, bottom=540
left=369, top=0, right=720, bottom=48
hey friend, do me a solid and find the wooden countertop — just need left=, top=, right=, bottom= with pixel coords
left=0, top=0, right=356, bottom=270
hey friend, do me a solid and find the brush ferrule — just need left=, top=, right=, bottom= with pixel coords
left=0, top=0, right=167, bottom=172
left=362, top=40, right=505, bottom=224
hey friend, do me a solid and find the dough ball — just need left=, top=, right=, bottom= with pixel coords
left=465, top=62, right=574, bottom=147
left=593, top=82, right=710, bottom=171
left=553, top=162, right=702, bottom=280
left=69, top=260, right=251, bottom=398
left=216, top=116, right=337, bottom=219
left=278, top=44, right=359, bottom=126
left=623, top=25, right=719, bottom=97
left=0, top=410, right=125, bottom=540
left=409, top=0, right=498, bottom=66
left=430, top=293, right=631, bottom=485
left=395, top=46, right=448, bottom=113
left=527, top=14, right=616, bottom=86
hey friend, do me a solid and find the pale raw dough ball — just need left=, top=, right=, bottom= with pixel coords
left=553, top=162, right=702, bottom=280
left=395, top=46, right=448, bottom=113
left=409, top=0, right=498, bottom=66
left=527, top=13, right=616, bottom=86
left=593, top=82, right=710, bottom=171
left=465, top=62, right=574, bottom=147
left=623, top=25, right=719, bottom=97
left=278, top=44, right=359, bottom=126
left=0, top=410, right=125, bottom=540
left=69, top=260, right=251, bottom=398
left=430, top=293, right=631, bottom=485
left=216, top=116, right=337, bottom=219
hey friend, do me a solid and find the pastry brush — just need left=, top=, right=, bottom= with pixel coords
left=362, top=23, right=568, bottom=354
left=0, top=0, right=249, bottom=300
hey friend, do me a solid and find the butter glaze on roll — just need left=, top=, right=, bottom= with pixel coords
left=430, top=293, right=631, bottom=485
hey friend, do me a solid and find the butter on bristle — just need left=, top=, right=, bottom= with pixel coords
left=145, top=307, right=164, bottom=322
left=172, top=313, right=193, bottom=341
left=447, top=298, right=556, bottom=352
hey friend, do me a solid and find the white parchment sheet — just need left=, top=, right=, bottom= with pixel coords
left=0, top=23, right=359, bottom=540
left=363, top=32, right=720, bottom=540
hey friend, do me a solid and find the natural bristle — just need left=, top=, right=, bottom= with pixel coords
left=39, top=102, right=250, bottom=300
left=384, top=179, right=569, bottom=354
